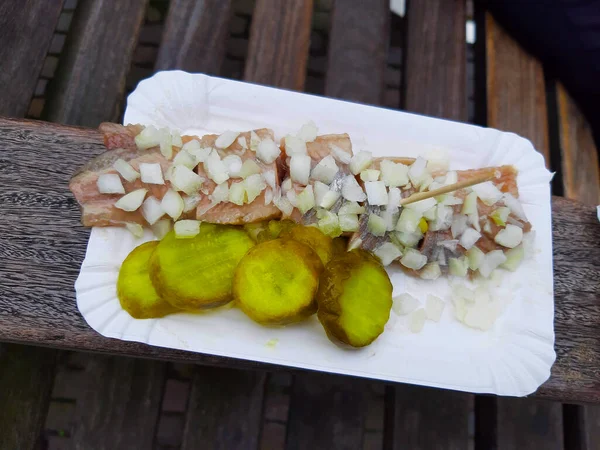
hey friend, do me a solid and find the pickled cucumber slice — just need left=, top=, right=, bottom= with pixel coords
left=244, top=222, right=268, bottom=242
left=317, top=249, right=393, bottom=347
left=117, top=241, right=179, bottom=319
left=281, top=225, right=333, bottom=265
left=267, top=219, right=296, bottom=239
left=233, top=239, right=322, bottom=325
left=332, top=237, right=349, bottom=256
left=150, top=224, right=255, bottom=310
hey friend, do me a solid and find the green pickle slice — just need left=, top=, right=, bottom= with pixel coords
left=317, top=249, right=392, bottom=347
left=280, top=225, right=333, bottom=265
left=117, top=241, right=179, bottom=319
left=150, top=224, right=255, bottom=310
left=233, top=239, right=323, bottom=325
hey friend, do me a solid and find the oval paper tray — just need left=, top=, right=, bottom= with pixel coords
left=75, top=71, right=555, bottom=396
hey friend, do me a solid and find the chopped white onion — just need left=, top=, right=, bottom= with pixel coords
left=395, top=231, right=422, bottom=247
left=151, top=218, right=172, bottom=239
left=466, top=246, right=485, bottom=270
left=160, top=189, right=184, bottom=220
left=360, top=169, right=380, bottom=182
left=423, top=205, right=437, bottom=221
left=348, top=237, right=363, bottom=251
left=182, top=194, right=201, bottom=212
left=97, top=173, right=125, bottom=194
left=215, top=130, right=240, bottom=149
left=483, top=219, right=492, bottom=234
left=364, top=181, right=388, bottom=206
left=173, top=149, right=197, bottom=170
left=472, top=181, right=503, bottom=206
left=429, top=205, right=453, bottom=231
left=314, top=181, right=329, bottom=206
left=339, top=213, right=359, bottom=232
left=425, top=295, right=445, bottom=321
left=341, top=175, right=366, bottom=202
left=373, top=242, right=402, bottom=266
left=494, top=224, right=523, bottom=248
left=237, top=159, right=262, bottom=179
left=425, top=148, right=450, bottom=172
left=113, top=159, right=140, bottom=182
left=296, top=185, right=315, bottom=214
left=286, top=189, right=297, bottom=207
left=245, top=174, right=267, bottom=203
left=449, top=257, right=469, bottom=277
left=171, top=131, right=183, bottom=147
left=290, top=154, right=311, bottom=185
left=249, top=131, right=261, bottom=151
left=256, top=138, right=280, bottom=164
left=418, top=174, right=434, bottom=191
left=321, top=190, right=341, bottom=209
left=440, top=195, right=463, bottom=206
left=461, top=191, right=477, bottom=215
left=405, top=197, right=437, bottom=214
left=502, top=193, right=527, bottom=220
left=274, top=196, right=294, bottom=216
left=367, top=214, right=387, bottom=236
left=338, top=201, right=365, bottom=215
left=490, top=206, right=510, bottom=226
left=159, top=130, right=173, bottom=159
left=141, top=196, right=165, bottom=225
left=317, top=210, right=341, bottom=236
left=222, top=155, right=243, bottom=177
left=237, top=136, right=248, bottom=149
left=263, top=170, right=276, bottom=189
left=443, top=171, right=458, bottom=186
left=174, top=220, right=201, bottom=238
left=459, top=227, right=481, bottom=250
left=311, top=155, right=339, bottom=184
left=210, top=182, right=229, bottom=204
left=408, top=157, right=428, bottom=186
left=438, top=239, right=459, bottom=252
left=349, top=151, right=373, bottom=175
left=264, top=188, right=274, bottom=205
left=296, top=120, right=318, bottom=142
left=182, top=139, right=201, bottom=153
left=139, top=163, right=165, bottom=185
left=285, top=135, right=307, bottom=155
left=380, top=159, right=409, bottom=187
left=396, top=208, right=422, bottom=233
left=170, top=165, right=204, bottom=195
left=392, top=293, right=419, bottom=316
left=229, top=182, right=246, bottom=205
left=387, top=187, right=401, bottom=210
left=125, top=222, right=144, bottom=238
left=478, top=250, right=507, bottom=278
left=409, top=309, right=427, bottom=333
left=419, top=262, right=441, bottom=280
left=115, top=188, right=147, bottom=211
left=135, top=126, right=161, bottom=150
left=400, top=248, right=427, bottom=270
left=281, top=177, right=293, bottom=193
left=204, top=150, right=230, bottom=185
left=501, top=245, right=525, bottom=271
left=330, top=144, right=351, bottom=164
left=451, top=214, right=468, bottom=238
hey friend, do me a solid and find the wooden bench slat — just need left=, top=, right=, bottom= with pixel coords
left=0, top=0, right=64, bottom=117
left=390, top=385, right=471, bottom=449
left=485, top=13, right=550, bottom=163
left=155, top=0, right=233, bottom=74
left=0, top=344, right=57, bottom=450
left=181, top=367, right=265, bottom=449
left=324, top=0, right=389, bottom=105
left=557, top=83, right=600, bottom=205
left=497, top=399, right=563, bottom=449
left=44, top=0, right=148, bottom=127
left=244, top=0, right=313, bottom=90
left=285, top=374, right=369, bottom=450
left=404, top=0, right=466, bottom=121
left=582, top=406, right=600, bottom=450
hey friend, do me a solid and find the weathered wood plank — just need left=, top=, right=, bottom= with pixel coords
left=155, top=0, right=233, bottom=74
left=325, top=0, right=389, bottom=105
left=497, top=399, right=563, bottom=450
left=582, top=406, right=600, bottom=450
left=557, top=83, right=600, bottom=205
left=485, top=13, right=550, bottom=162
left=44, top=0, right=148, bottom=127
left=181, top=367, right=265, bottom=449
left=286, top=374, right=370, bottom=450
left=0, top=0, right=64, bottom=117
left=0, top=344, right=57, bottom=450
left=404, top=0, right=466, bottom=121
left=390, top=385, right=472, bottom=450
left=244, top=0, right=313, bottom=90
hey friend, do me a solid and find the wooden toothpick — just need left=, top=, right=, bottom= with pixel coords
left=399, top=171, right=498, bottom=206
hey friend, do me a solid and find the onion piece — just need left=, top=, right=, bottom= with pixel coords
left=405, top=197, right=437, bottom=214
left=349, top=151, right=373, bottom=175
left=451, top=214, right=468, bottom=238
left=338, top=201, right=365, bottom=215
left=245, top=174, right=267, bottom=203
left=373, top=242, right=402, bottom=266
left=330, top=144, right=351, bottom=164
left=490, top=206, right=510, bottom=226
left=249, top=131, right=261, bottom=151
left=341, top=175, right=366, bottom=202
left=141, top=196, right=165, bottom=225
left=396, top=208, right=422, bottom=233
left=472, top=181, right=503, bottom=206
left=114, top=188, right=147, bottom=212
left=281, top=177, right=293, bottom=193
left=229, top=181, right=246, bottom=205
left=494, top=224, right=523, bottom=248
left=419, top=262, right=441, bottom=280
left=461, top=191, right=477, bottom=215
left=215, top=130, right=240, bottom=149
left=380, top=159, right=409, bottom=187
left=365, top=181, right=388, bottom=206
left=459, top=228, right=481, bottom=250
left=449, top=256, right=469, bottom=277
left=274, top=196, right=294, bottom=216
left=182, top=194, right=201, bottom=212
left=113, top=158, right=140, bottom=182
left=408, top=157, right=428, bottom=186
left=443, top=171, right=458, bottom=185
left=500, top=245, right=525, bottom=271
left=285, top=135, right=307, bottom=155
left=429, top=205, right=453, bottom=231
left=238, top=159, right=262, bottom=179
left=425, top=294, right=445, bottom=321
left=263, top=170, right=276, bottom=189
left=256, top=138, right=280, bottom=164
left=134, top=126, right=161, bottom=150
left=317, top=210, right=341, bottom=237
left=237, top=136, right=248, bottom=149
left=296, top=185, right=315, bottom=214
left=286, top=189, right=297, bottom=207
left=409, top=309, right=427, bottom=333
left=125, top=222, right=144, bottom=238
left=395, top=230, right=422, bottom=247
left=311, top=155, right=339, bottom=184
left=139, top=163, right=165, bottom=185
left=204, top=150, right=230, bottom=185
left=151, top=218, right=172, bottom=239
left=320, top=190, right=341, bottom=209
left=171, top=165, right=204, bottom=195
left=367, top=214, right=387, bottom=237
left=182, top=139, right=200, bottom=152
left=478, top=250, right=507, bottom=278
left=222, top=154, right=243, bottom=177
left=264, top=188, right=274, bottom=205
left=425, top=148, right=450, bottom=172
left=439, top=195, right=463, bottom=206
left=160, top=189, right=184, bottom=220
left=400, top=248, right=427, bottom=270
left=438, top=239, right=459, bottom=252
left=210, top=182, right=229, bottom=204
left=290, top=154, right=311, bottom=185
left=339, top=213, right=359, bottom=232
left=159, top=130, right=173, bottom=159
left=466, top=246, right=485, bottom=270
left=360, top=169, right=380, bottom=182
left=392, top=293, right=419, bottom=315
left=174, top=220, right=201, bottom=238
left=296, top=120, right=318, bottom=142
left=314, top=181, right=329, bottom=208
left=187, top=146, right=212, bottom=164
left=97, top=173, right=125, bottom=194
left=173, top=149, right=197, bottom=170
left=423, top=205, right=437, bottom=221
left=502, top=193, right=527, bottom=220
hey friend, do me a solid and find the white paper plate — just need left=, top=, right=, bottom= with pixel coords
left=75, top=71, right=555, bottom=396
